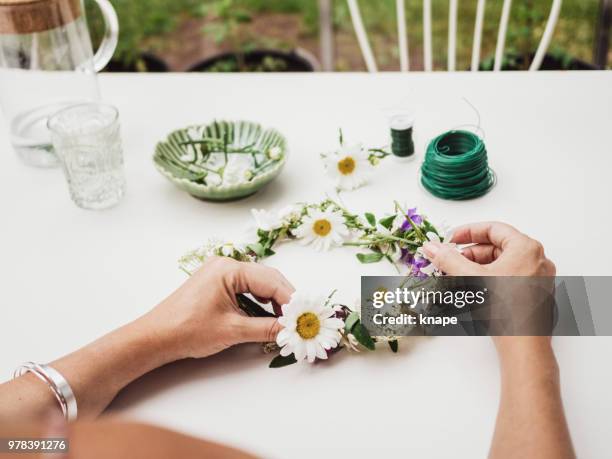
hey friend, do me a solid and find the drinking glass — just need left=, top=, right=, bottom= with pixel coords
left=48, top=103, right=126, bottom=210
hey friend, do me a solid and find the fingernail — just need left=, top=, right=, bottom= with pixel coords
left=423, top=242, right=441, bottom=257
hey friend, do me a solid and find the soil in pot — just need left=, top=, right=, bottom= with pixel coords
left=188, top=49, right=314, bottom=72
left=104, top=53, right=169, bottom=72
left=479, top=52, right=597, bottom=71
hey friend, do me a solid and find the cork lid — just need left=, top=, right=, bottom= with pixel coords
left=0, top=0, right=82, bottom=34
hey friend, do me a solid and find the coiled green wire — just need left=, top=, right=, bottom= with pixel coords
left=421, top=130, right=495, bottom=200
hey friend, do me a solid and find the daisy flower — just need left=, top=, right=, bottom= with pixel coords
left=294, top=208, right=349, bottom=251
left=276, top=291, right=344, bottom=363
left=251, top=208, right=283, bottom=232
left=323, top=144, right=371, bottom=191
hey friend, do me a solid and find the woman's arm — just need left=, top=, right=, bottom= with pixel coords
left=0, top=257, right=293, bottom=423
left=488, top=337, right=574, bottom=459
left=423, top=222, right=575, bottom=459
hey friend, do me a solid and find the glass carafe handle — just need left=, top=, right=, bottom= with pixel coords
left=91, top=0, right=119, bottom=72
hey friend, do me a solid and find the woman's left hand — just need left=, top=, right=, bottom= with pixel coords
left=147, top=256, right=295, bottom=361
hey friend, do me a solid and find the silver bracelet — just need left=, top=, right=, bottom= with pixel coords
left=13, top=362, right=78, bottom=421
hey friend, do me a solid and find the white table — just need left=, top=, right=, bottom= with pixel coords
left=1, top=72, right=611, bottom=459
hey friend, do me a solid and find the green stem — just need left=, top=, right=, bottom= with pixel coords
left=394, top=200, right=427, bottom=241
left=343, top=234, right=420, bottom=247
left=188, top=164, right=220, bottom=174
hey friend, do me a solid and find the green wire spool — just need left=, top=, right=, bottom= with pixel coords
left=390, top=116, right=415, bottom=159
left=421, top=130, right=495, bottom=200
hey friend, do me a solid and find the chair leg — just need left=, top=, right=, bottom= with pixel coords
left=397, top=0, right=410, bottom=71
left=347, top=0, right=378, bottom=72
left=471, top=0, right=487, bottom=71
left=318, top=0, right=335, bottom=71
left=494, top=0, right=513, bottom=71
left=448, top=0, right=458, bottom=71
left=423, top=0, right=433, bottom=71
left=529, top=0, right=563, bottom=71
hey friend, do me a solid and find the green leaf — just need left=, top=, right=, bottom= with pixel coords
left=236, top=294, right=275, bottom=318
left=388, top=340, right=399, bottom=353
left=344, top=311, right=360, bottom=333
left=379, top=215, right=395, bottom=230
left=234, top=10, right=252, bottom=22
left=356, top=252, right=384, bottom=264
left=352, top=322, right=375, bottom=350
left=364, top=212, right=376, bottom=227
left=247, top=243, right=265, bottom=258
left=269, top=353, right=297, bottom=368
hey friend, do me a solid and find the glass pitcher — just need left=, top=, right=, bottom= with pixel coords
left=0, top=0, right=118, bottom=167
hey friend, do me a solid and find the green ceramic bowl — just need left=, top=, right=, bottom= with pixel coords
left=154, top=120, right=288, bottom=201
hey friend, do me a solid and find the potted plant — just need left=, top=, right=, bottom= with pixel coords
left=86, top=0, right=173, bottom=72
left=188, top=0, right=316, bottom=72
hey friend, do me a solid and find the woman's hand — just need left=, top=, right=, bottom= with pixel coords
left=148, top=257, right=294, bottom=361
left=0, top=257, right=294, bottom=421
left=422, top=221, right=556, bottom=277
left=423, top=222, right=573, bottom=457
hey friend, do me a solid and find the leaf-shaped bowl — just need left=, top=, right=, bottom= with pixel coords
left=153, top=120, right=288, bottom=201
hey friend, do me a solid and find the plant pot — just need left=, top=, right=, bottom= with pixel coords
left=188, top=49, right=316, bottom=72
left=103, top=52, right=169, bottom=72
left=537, top=53, right=597, bottom=71
left=479, top=52, right=597, bottom=71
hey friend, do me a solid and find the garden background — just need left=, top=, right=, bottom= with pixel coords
left=88, top=0, right=608, bottom=72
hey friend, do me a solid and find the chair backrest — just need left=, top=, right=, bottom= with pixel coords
left=346, top=0, right=563, bottom=72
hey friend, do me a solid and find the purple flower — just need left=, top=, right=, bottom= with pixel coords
left=400, top=208, right=423, bottom=231
left=400, top=248, right=431, bottom=279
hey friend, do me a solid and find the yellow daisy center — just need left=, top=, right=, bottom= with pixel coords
left=337, top=156, right=356, bottom=175
left=296, top=312, right=321, bottom=339
left=313, top=219, right=332, bottom=236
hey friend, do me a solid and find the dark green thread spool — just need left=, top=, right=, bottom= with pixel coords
left=390, top=117, right=415, bottom=159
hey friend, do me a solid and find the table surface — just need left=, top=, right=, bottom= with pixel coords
left=1, top=71, right=611, bottom=459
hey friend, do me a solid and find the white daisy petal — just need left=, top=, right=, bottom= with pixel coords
left=280, top=344, right=293, bottom=357
left=314, top=341, right=328, bottom=359
left=276, top=328, right=291, bottom=346
left=306, top=340, right=317, bottom=363
left=293, top=340, right=307, bottom=361
left=322, top=317, right=345, bottom=329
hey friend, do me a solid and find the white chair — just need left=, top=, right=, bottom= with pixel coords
left=347, top=0, right=563, bottom=72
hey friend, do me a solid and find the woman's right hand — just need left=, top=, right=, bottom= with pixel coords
left=421, top=222, right=557, bottom=355
left=422, top=221, right=556, bottom=277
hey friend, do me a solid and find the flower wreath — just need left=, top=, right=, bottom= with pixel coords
left=179, top=199, right=455, bottom=368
